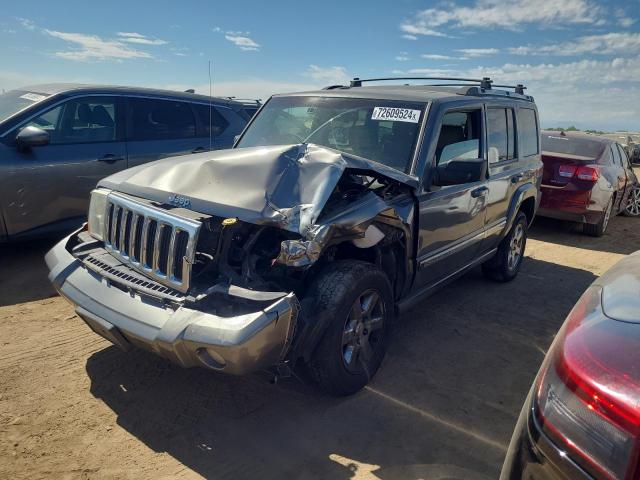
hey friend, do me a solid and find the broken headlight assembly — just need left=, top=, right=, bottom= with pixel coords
left=87, top=188, right=111, bottom=241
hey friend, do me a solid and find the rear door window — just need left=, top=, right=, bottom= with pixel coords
left=130, top=98, right=196, bottom=140
left=193, top=104, right=230, bottom=137
left=487, top=108, right=516, bottom=163
left=518, top=108, right=539, bottom=157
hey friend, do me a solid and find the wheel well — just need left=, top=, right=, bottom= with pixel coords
left=326, top=226, right=407, bottom=299
left=519, top=197, right=536, bottom=226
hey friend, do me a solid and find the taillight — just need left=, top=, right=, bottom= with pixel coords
left=558, top=164, right=600, bottom=181
left=576, top=165, right=600, bottom=181
left=558, top=164, right=577, bottom=178
left=535, top=286, right=640, bottom=479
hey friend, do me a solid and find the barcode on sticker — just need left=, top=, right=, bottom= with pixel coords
left=20, top=93, right=46, bottom=102
left=371, top=107, right=421, bottom=123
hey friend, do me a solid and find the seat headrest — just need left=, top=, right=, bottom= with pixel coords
left=91, top=105, right=114, bottom=128
left=77, top=104, right=92, bottom=123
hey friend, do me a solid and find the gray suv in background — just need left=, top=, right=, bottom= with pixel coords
left=0, top=84, right=252, bottom=241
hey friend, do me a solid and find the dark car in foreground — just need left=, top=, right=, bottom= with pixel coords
left=537, top=131, right=639, bottom=236
left=0, top=84, right=252, bottom=241
left=46, top=76, right=542, bottom=395
left=501, top=250, right=640, bottom=480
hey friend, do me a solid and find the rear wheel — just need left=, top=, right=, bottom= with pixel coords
left=306, top=261, right=393, bottom=396
left=623, top=186, right=640, bottom=217
left=482, top=212, right=528, bottom=282
left=584, top=196, right=613, bottom=237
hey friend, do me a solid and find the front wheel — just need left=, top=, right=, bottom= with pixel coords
left=482, top=212, right=528, bottom=282
left=306, top=261, right=393, bottom=396
left=623, top=185, right=640, bottom=217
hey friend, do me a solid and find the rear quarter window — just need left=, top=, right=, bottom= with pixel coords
left=518, top=108, right=539, bottom=157
left=130, top=98, right=196, bottom=140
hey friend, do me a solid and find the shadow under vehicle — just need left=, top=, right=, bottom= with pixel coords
left=47, top=76, right=542, bottom=395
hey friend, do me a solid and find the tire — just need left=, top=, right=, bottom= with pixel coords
left=306, top=261, right=393, bottom=396
left=584, top=196, right=613, bottom=237
left=623, top=185, right=640, bottom=217
left=482, top=212, right=527, bottom=282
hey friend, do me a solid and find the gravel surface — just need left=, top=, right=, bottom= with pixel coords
left=1, top=207, right=638, bottom=480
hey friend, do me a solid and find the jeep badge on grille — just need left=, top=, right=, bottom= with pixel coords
left=168, top=194, right=191, bottom=208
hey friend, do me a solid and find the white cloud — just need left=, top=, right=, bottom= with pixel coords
left=44, top=30, right=153, bottom=61
left=224, top=34, right=260, bottom=51
left=401, top=0, right=602, bottom=37
left=303, top=65, right=350, bottom=85
left=116, top=32, right=168, bottom=46
left=509, top=32, right=640, bottom=56
left=455, top=48, right=499, bottom=57
left=396, top=52, right=410, bottom=61
left=421, top=54, right=458, bottom=60
left=615, top=8, right=636, bottom=28
left=18, top=18, right=36, bottom=31
left=402, top=34, right=418, bottom=41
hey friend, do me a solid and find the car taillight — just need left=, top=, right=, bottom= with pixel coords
left=558, top=164, right=577, bottom=178
left=558, top=164, right=600, bottom=181
left=535, top=286, right=640, bottom=479
left=576, top=165, right=600, bottom=181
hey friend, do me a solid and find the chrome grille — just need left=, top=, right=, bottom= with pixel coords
left=104, top=192, right=201, bottom=293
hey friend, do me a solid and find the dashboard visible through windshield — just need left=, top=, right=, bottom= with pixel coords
left=237, top=96, right=426, bottom=173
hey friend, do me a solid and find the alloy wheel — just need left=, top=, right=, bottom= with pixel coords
left=626, top=186, right=640, bottom=216
left=342, top=289, right=384, bottom=373
left=603, top=198, right=613, bottom=231
left=507, top=223, right=525, bottom=271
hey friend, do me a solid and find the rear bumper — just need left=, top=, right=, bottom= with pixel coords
left=46, top=229, right=298, bottom=375
left=538, top=186, right=604, bottom=224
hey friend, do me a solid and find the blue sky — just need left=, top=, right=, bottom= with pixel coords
left=1, top=0, right=639, bottom=130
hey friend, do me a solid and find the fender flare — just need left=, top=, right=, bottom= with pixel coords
left=505, top=183, right=538, bottom=233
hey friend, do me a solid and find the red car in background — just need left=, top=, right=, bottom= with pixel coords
left=537, top=131, right=639, bottom=236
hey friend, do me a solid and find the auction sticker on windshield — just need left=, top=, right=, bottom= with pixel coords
left=371, top=107, right=421, bottom=123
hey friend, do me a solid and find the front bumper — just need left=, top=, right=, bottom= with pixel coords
left=46, top=229, right=298, bottom=375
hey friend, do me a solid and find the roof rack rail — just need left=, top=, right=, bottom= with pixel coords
left=224, top=96, right=262, bottom=104
left=348, top=77, right=527, bottom=95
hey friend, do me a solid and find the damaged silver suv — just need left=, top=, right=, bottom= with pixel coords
left=46, top=77, right=542, bottom=395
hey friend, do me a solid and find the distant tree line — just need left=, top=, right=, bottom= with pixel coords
left=545, top=126, right=607, bottom=134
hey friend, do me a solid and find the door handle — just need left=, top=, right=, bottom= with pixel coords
left=98, top=154, right=125, bottom=164
left=192, top=146, right=207, bottom=154
left=471, top=186, right=489, bottom=198
left=511, top=174, right=524, bottom=184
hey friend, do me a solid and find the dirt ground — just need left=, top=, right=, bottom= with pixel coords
left=1, top=209, right=639, bottom=480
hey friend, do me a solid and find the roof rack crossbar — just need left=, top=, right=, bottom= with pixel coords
left=350, top=76, right=495, bottom=89
left=349, top=77, right=527, bottom=95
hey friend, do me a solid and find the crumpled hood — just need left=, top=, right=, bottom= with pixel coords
left=98, top=144, right=417, bottom=235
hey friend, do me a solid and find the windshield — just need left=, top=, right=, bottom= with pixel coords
left=237, top=96, right=426, bottom=173
left=542, top=133, right=605, bottom=160
left=0, top=89, right=49, bottom=124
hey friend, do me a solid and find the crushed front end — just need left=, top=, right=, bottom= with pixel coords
left=46, top=190, right=300, bottom=375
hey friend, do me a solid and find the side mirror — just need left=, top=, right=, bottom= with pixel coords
left=16, top=126, right=50, bottom=149
left=434, top=157, right=487, bottom=186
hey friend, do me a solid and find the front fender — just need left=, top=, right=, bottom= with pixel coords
left=505, top=183, right=538, bottom=233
